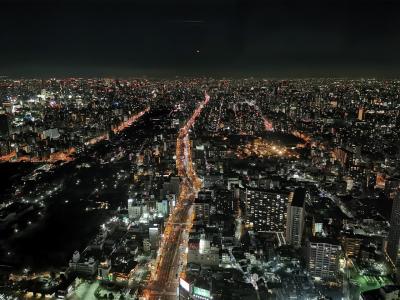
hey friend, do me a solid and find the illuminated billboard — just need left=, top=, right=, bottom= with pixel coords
left=193, top=286, right=211, bottom=298
left=179, top=278, right=190, bottom=292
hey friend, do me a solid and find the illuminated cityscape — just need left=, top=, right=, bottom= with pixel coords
left=1, top=78, right=400, bottom=300
left=2, top=0, right=400, bottom=300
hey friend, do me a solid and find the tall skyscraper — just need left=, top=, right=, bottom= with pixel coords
left=286, top=188, right=306, bottom=247
left=387, top=191, right=400, bottom=264
left=244, top=187, right=291, bottom=232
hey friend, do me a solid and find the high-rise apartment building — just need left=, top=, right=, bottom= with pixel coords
left=286, top=188, right=306, bottom=247
left=244, top=187, right=291, bottom=232
left=307, top=238, right=341, bottom=280
left=387, top=191, right=400, bottom=264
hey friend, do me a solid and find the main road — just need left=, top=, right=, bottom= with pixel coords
left=143, top=92, right=210, bottom=300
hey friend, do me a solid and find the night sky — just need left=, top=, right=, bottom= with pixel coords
left=1, top=0, right=400, bottom=77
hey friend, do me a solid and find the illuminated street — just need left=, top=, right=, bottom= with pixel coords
left=144, top=92, right=210, bottom=300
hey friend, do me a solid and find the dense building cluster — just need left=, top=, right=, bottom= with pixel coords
left=1, top=78, right=400, bottom=300
left=0, top=79, right=155, bottom=161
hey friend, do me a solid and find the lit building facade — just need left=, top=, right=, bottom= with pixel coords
left=307, top=238, right=341, bottom=280
left=286, top=188, right=306, bottom=247
left=244, top=187, right=290, bottom=232
left=387, top=191, right=400, bottom=265
left=128, top=198, right=142, bottom=220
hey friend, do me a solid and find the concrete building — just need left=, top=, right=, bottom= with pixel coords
left=68, top=250, right=98, bottom=275
left=194, top=197, right=210, bottom=223
left=342, top=233, right=363, bottom=259
left=387, top=191, right=400, bottom=265
left=143, top=238, right=151, bottom=252
left=149, top=224, right=160, bottom=250
left=187, top=236, right=220, bottom=266
left=128, top=198, right=142, bottom=220
left=286, top=188, right=306, bottom=247
left=244, top=187, right=290, bottom=232
left=307, top=238, right=341, bottom=280
left=156, top=199, right=169, bottom=217
left=41, top=128, right=61, bottom=140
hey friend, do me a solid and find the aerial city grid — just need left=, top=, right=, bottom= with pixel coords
left=1, top=1, right=400, bottom=300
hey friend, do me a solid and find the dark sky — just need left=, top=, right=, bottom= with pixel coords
left=1, top=0, right=400, bottom=77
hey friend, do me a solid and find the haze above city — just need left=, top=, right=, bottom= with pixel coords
left=1, top=0, right=400, bottom=77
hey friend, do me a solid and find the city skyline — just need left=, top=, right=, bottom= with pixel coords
left=1, top=78, right=400, bottom=300
left=2, top=1, right=400, bottom=299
